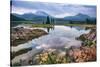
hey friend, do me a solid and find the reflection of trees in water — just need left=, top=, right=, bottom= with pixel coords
left=70, top=26, right=73, bottom=28
left=47, top=27, right=50, bottom=33
left=42, top=16, right=55, bottom=32
left=70, top=26, right=85, bottom=31
left=47, top=25, right=55, bottom=33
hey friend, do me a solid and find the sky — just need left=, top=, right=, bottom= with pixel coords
left=11, top=0, right=96, bottom=18
left=11, top=0, right=97, bottom=5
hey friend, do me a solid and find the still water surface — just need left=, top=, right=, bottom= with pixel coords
left=11, top=25, right=90, bottom=64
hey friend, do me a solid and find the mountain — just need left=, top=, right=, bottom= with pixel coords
left=10, top=14, right=26, bottom=26
left=13, top=12, right=93, bottom=21
left=13, top=11, right=50, bottom=21
left=11, top=12, right=96, bottom=25
left=12, top=1, right=96, bottom=18
left=64, top=13, right=90, bottom=21
left=10, top=14, right=26, bottom=21
left=35, top=11, right=49, bottom=16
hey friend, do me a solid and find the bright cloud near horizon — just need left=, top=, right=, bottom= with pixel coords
left=11, top=0, right=96, bottom=18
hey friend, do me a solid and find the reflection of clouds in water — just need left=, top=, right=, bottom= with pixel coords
left=32, top=25, right=90, bottom=49
left=12, top=25, right=90, bottom=52
left=34, top=36, right=82, bottom=49
left=12, top=25, right=90, bottom=64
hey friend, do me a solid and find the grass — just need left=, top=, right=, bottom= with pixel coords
left=64, top=24, right=96, bottom=27
left=32, top=24, right=54, bottom=28
left=14, top=22, right=96, bottom=28
left=31, top=24, right=96, bottom=28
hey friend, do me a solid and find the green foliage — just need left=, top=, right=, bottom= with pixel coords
left=83, top=40, right=95, bottom=47
left=43, top=21, right=45, bottom=24
left=86, top=18, right=96, bottom=24
left=46, top=16, right=51, bottom=24
left=70, top=21, right=73, bottom=24
left=11, top=14, right=26, bottom=21
left=45, top=16, right=55, bottom=25
left=32, top=24, right=53, bottom=28
left=11, top=14, right=26, bottom=27
left=35, top=52, right=69, bottom=64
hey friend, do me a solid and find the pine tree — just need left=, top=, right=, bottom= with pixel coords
left=46, top=16, right=50, bottom=24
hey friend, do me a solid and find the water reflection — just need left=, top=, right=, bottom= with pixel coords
left=12, top=25, right=91, bottom=52
left=32, top=25, right=90, bottom=49
left=11, top=25, right=91, bottom=65
left=69, top=26, right=86, bottom=31
left=46, top=25, right=55, bottom=33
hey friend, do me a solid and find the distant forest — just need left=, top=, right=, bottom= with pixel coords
left=11, top=14, right=96, bottom=27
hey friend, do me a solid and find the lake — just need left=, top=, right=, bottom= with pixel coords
left=11, top=25, right=91, bottom=65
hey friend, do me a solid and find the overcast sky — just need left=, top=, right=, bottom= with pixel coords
left=11, top=0, right=97, bottom=5
left=11, top=0, right=96, bottom=18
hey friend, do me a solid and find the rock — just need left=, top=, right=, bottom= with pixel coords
left=67, top=45, right=96, bottom=62
left=79, top=28, right=96, bottom=41
left=78, top=28, right=96, bottom=47
left=67, top=27, right=96, bottom=62
left=11, top=48, right=32, bottom=60
left=11, top=27, right=48, bottom=46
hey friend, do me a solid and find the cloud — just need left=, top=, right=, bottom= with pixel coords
left=11, top=1, right=96, bottom=17
left=11, top=0, right=96, bottom=5
left=11, top=6, right=37, bottom=14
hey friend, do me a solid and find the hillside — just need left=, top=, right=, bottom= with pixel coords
left=10, top=14, right=26, bottom=21
left=11, top=14, right=26, bottom=26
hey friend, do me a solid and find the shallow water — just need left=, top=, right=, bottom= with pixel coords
left=11, top=25, right=90, bottom=64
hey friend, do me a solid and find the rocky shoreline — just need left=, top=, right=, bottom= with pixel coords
left=11, top=27, right=48, bottom=46
left=67, top=28, right=96, bottom=62
left=11, top=26, right=96, bottom=65
left=67, top=45, right=96, bottom=62
left=34, top=28, right=96, bottom=64
left=11, top=47, right=32, bottom=60
left=11, top=27, right=48, bottom=65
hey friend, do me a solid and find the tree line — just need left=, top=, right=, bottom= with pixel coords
left=69, top=18, right=96, bottom=24
left=43, top=16, right=55, bottom=25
